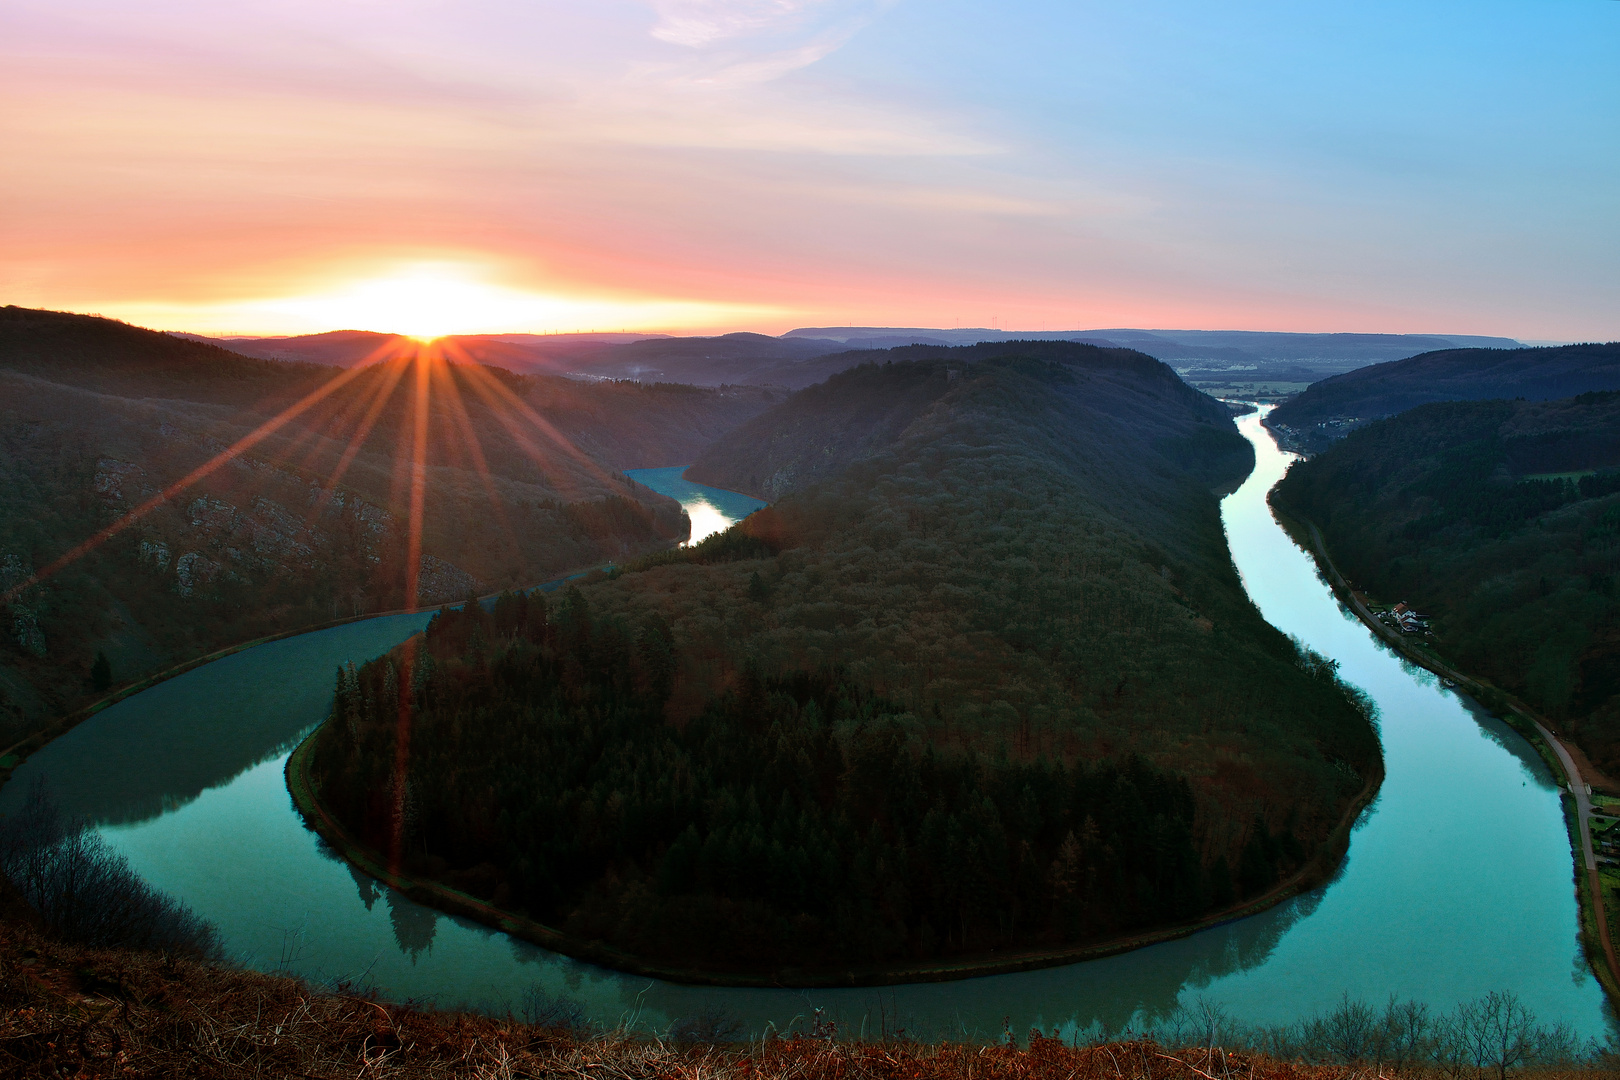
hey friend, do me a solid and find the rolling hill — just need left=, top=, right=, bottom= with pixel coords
left=0, top=308, right=776, bottom=741
left=305, top=340, right=1379, bottom=977
left=1266, top=342, right=1620, bottom=454
left=182, top=329, right=849, bottom=386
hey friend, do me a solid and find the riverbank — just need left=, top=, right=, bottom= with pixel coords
left=2, top=410, right=1603, bottom=1035
left=8, top=905, right=1608, bottom=1080
left=1271, top=503, right=1620, bottom=1004
left=0, top=559, right=625, bottom=789
left=286, top=700, right=1383, bottom=989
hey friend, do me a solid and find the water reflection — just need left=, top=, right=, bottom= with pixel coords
left=625, top=467, right=765, bottom=545
left=347, top=862, right=382, bottom=912
left=0, top=612, right=432, bottom=825
left=388, top=890, right=438, bottom=961
left=0, top=446, right=1609, bottom=1039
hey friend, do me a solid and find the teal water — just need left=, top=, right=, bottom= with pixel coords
left=626, top=467, right=765, bottom=545
left=1, top=425, right=1608, bottom=1038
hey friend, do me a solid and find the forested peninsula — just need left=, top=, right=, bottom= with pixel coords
left=1272, top=391, right=1620, bottom=780
left=306, top=342, right=1380, bottom=978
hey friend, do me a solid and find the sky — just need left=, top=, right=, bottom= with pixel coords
left=2, top=0, right=1616, bottom=340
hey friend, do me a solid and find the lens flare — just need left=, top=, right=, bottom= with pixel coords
left=99, top=263, right=789, bottom=339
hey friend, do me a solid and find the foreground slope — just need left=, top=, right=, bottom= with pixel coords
left=1272, top=391, right=1620, bottom=779
left=1267, top=342, right=1620, bottom=454
left=0, top=308, right=774, bottom=740
left=307, top=342, right=1379, bottom=977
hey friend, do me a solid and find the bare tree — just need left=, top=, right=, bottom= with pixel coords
left=0, top=778, right=219, bottom=956
left=1378, top=996, right=1433, bottom=1071
left=1468, top=991, right=1537, bottom=1080
left=518, top=985, right=590, bottom=1033
left=1306, top=993, right=1378, bottom=1062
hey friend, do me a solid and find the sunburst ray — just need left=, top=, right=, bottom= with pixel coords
left=2, top=362, right=376, bottom=604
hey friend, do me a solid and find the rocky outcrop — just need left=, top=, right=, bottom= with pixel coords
left=137, top=540, right=171, bottom=571
left=174, top=552, right=220, bottom=597
left=1, top=554, right=46, bottom=657
left=94, top=458, right=151, bottom=503
left=417, top=555, right=478, bottom=604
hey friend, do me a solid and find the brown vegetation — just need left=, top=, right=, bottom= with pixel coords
left=0, top=912, right=1609, bottom=1080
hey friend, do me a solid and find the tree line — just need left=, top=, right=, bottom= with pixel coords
left=311, top=589, right=1319, bottom=971
left=1272, top=394, right=1620, bottom=776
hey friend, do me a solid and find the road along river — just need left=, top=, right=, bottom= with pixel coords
left=1, top=417, right=1608, bottom=1039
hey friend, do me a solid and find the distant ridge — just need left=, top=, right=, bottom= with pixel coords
left=1267, top=341, right=1620, bottom=454
left=173, top=330, right=669, bottom=373
left=783, top=326, right=1522, bottom=363
left=177, top=324, right=1528, bottom=391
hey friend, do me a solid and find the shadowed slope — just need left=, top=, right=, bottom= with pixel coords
left=1267, top=342, right=1620, bottom=454
left=0, top=309, right=776, bottom=740
left=1272, top=391, right=1620, bottom=779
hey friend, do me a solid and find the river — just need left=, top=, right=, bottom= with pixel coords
left=1, top=414, right=1608, bottom=1039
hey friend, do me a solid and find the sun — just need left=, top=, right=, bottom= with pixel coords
left=86, top=261, right=791, bottom=338
left=279, top=265, right=550, bottom=341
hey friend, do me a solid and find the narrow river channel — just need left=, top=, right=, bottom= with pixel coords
left=1, top=415, right=1609, bottom=1039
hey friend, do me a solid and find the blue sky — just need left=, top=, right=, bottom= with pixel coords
left=3, top=0, right=1615, bottom=337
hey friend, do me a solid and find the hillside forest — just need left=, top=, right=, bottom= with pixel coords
left=1266, top=342, right=1620, bottom=455
left=309, top=343, right=1380, bottom=974
left=1272, top=391, right=1620, bottom=780
left=0, top=307, right=780, bottom=743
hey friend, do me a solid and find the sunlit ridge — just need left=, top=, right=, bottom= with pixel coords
left=0, top=337, right=646, bottom=612
left=91, top=262, right=788, bottom=339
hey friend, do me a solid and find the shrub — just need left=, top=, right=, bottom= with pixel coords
left=0, top=778, right=220, bottom=957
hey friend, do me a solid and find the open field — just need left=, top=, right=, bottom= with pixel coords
left=1186, top=380, right=1312, bottom=400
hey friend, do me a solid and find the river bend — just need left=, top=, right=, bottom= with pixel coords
left=1, top=416, right=1606, bottom=1038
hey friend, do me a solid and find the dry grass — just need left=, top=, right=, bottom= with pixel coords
left=0, top=916, right=1609, bottom=1079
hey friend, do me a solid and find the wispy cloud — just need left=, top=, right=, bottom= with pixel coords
left=644, top=0, right=893, bottom=85
left=649, top=0, right=859, bottom=48
left=6, top=0, right=1614, bottom=339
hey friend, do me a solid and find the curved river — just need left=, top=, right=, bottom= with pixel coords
left=2, top=416, right=1609, bottom=1039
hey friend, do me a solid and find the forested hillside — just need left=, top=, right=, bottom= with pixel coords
left=688, top=342, right=1255, bottom=501
left=1266, top=342, right=1620, bottom=454
left=308, top=343, right=1380, bottom=977
left=1272, top=392, right=1620, bottom=778
left=0, top=308, right=773, bottom=742
left=186, top=329, right=665, bottom=377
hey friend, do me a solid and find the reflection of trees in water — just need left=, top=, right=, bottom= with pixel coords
left=387, top=889, right=438, bottom=961
left=0, top=616, right=429, bottom=827
left=309, top=834, right=385, bottom=912
left=1020, top=888, right=1329, bottom=1038
left=349, top=863, right=382, bottom=911
left=1182, top=889, right=1326, bottom=991
left=1460, top=700, right=1557, bottom=788
left=617, top=887, right=1331, bottom=1044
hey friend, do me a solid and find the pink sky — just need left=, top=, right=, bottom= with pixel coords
left=3, top=1, right=1616, bottom=339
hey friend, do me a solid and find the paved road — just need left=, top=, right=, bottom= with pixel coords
left=1531, top=716, right=1597, bottom=870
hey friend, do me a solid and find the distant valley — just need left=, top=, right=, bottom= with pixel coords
left=0, top=307, right=778, bottom=739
